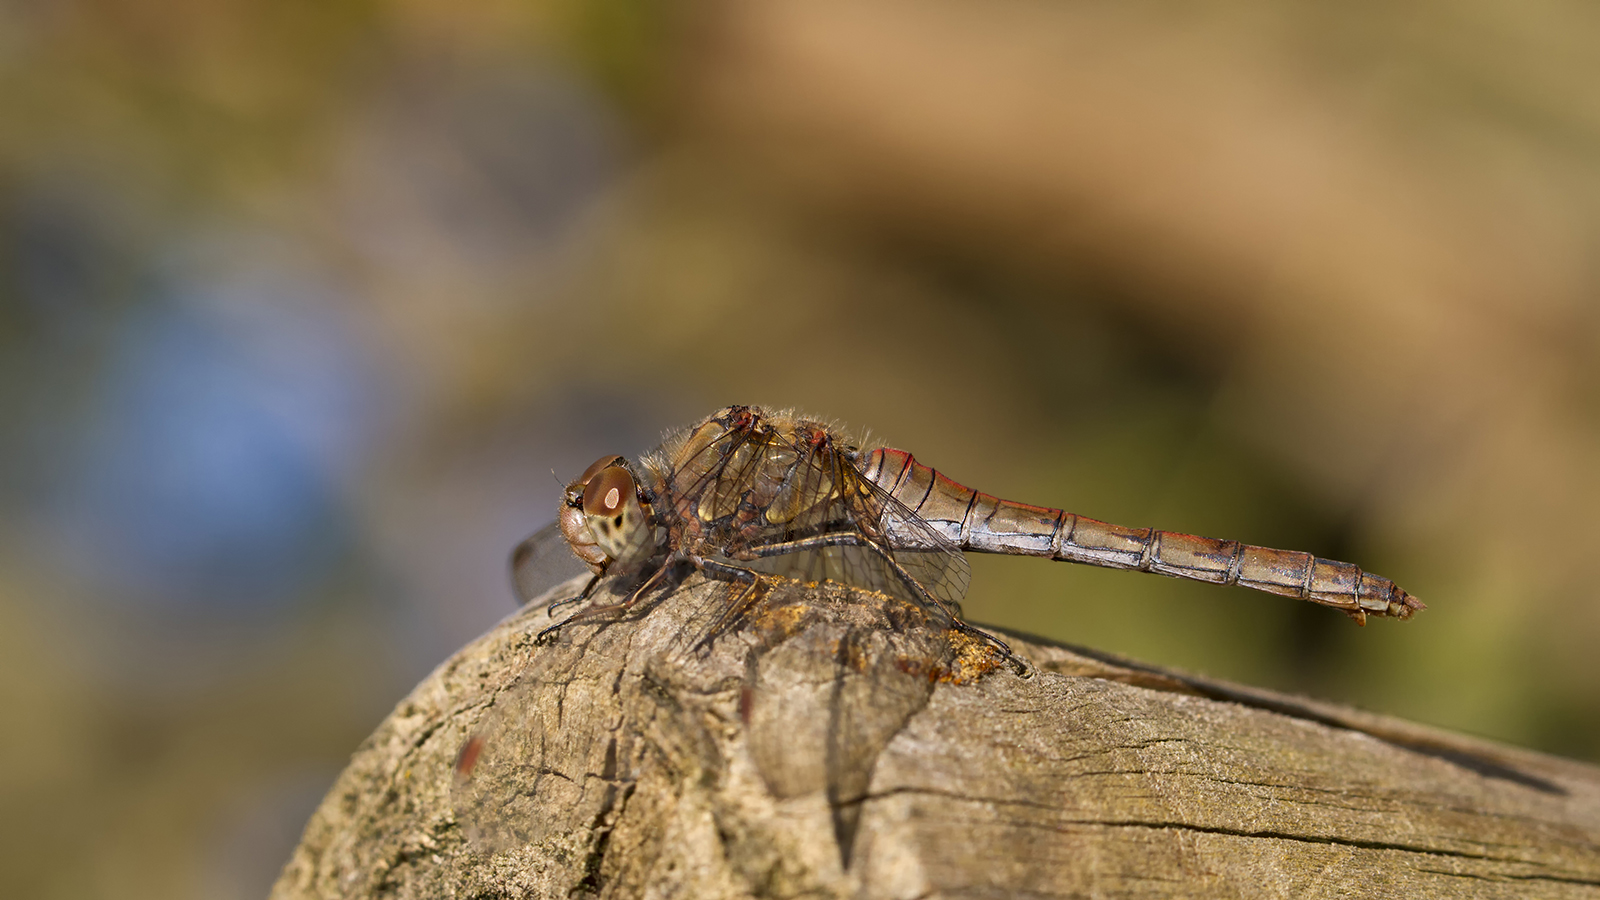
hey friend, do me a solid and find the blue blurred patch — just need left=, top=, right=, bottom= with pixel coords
left=40, top=249, right=381, bottom=614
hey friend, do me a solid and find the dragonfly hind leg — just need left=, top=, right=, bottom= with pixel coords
left=686, top=558, right=776, bottom=653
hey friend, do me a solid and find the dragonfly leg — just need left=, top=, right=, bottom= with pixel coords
left=688, top=558, right=773, bottom=652
left=535, top=563, right=672, bottom=645
left=739, top=533, right=1030, bottom=677
left=544, top=573, right=601, bottom=618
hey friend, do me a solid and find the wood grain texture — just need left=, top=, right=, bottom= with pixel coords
left=271, top=575, right=1600, bottom=899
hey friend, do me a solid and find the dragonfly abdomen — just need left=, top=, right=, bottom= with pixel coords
left=862, top=448, right=1423, bottom=623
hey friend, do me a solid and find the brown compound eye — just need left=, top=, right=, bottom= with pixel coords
left=582, top=465, right=635, bottom=517
left=576, top=455, right=626, bottom=487
left=568, top=455, right=627, bottom=506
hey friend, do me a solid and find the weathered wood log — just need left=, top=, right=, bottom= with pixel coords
left=271, top=575, right=1600, bottom=899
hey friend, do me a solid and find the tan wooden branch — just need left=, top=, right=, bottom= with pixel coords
left=272, top=576, right=1600, bottom=899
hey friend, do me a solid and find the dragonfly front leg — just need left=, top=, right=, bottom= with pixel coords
left=544, top=573, right=601, bottom=618
left=536, top=563, right=672, bottom=644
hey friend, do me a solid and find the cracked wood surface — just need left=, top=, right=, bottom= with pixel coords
left=271, top=575, right=1600, bottom=899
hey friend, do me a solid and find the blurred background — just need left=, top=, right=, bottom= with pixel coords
left=3, top=0, right=1599, bottom=896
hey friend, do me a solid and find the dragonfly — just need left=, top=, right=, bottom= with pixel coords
left=514, top=404, right=1422, bottom=654
left=456, top=405, right=1423, bottom=857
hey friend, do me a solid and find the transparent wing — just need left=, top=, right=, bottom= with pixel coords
left=509, top=520, right=590, bottom=605
left=863, top=470, right=973, bottom=609
left=721, top=433, right=973, bottom=617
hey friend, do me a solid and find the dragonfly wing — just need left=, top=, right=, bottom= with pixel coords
left=509, top=520, right=591, bottom=605
left=723, top=435, right=973, bottom=617
left=866, top=472, right=973, bottom=611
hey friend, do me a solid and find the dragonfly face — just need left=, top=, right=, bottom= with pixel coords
left=559, top=454, right=656, bottom=576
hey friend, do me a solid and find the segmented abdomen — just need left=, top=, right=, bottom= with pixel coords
left=859, top=448, right=1423, bottom=623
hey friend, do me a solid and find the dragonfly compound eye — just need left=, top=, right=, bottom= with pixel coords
left=583, top=465, right=636, bottom=519
left=576, top=454, right=627, bottom=488
left=577, top=462, right=655, bottom=569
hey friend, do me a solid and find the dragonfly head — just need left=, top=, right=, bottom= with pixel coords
left=560, top=455, right=656, bottom=575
